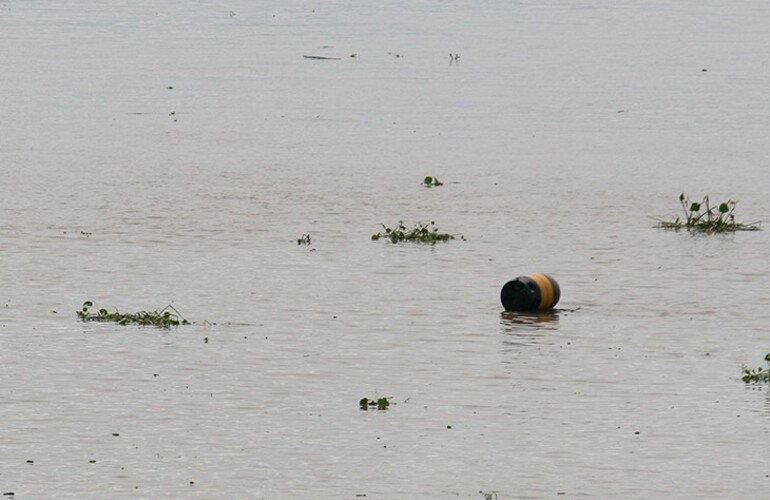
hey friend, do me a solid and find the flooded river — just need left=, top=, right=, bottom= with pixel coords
left=2, top=0, right=769, bottom=498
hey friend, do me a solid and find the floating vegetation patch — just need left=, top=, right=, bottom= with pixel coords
left=657, top=194, right=760, bottom=233
left=371, top=221, right=464, bottom=244
left=360, top=397, right=390, bottom=410
left=742, top=353, right=770, bottom=383
left=422, top=175, right=443, bottom=187
left=77, top=301, right=189, bottom=328
left=297, top=233, right=312, bottom=245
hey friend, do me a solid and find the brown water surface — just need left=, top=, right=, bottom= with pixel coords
left=2, top=1, right=770, bottom=498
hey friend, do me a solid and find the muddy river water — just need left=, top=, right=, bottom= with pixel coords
left=2, top=1, right=770, bottom=498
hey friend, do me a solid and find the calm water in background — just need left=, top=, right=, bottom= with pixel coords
left=2, top=1, right=770, bottom=498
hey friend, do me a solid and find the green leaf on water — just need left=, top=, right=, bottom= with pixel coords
left=689, top=202, right=701, bottom=212
left=719, top=202, right=729, bottom=213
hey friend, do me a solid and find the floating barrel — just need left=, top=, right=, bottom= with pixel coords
left=500, top=274, right=560, bottom=312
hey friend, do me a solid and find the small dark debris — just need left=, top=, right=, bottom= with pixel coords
left=634, top=431, right=640, bottom=435
left=447, top=425, right=452, bottom=429
left=112, top=433, right=120, bottom=437
left=26, top=460, right=34, bottom=464
left=89, top=460, right=96, bottom=463
left=3, top=493, right=15, bottom=497
left=204, top=337, right=209, bottom=343
left=190, top=481, right=195, bottom=485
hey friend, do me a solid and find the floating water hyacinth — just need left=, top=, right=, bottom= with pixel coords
left=742, top=353, right=770, bottom=384
left=359, top=397, right=390, bottom=410
left=371, top=221, right=464, bottom=244
left=657, top=194, right=760, bottom=233
left=77, top=301, right=188, bottom=328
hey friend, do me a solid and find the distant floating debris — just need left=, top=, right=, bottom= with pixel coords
left=303, top=55, right=341, bottom=60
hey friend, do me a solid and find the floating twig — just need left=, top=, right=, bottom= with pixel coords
left=303, top=55, right=341, bottom=60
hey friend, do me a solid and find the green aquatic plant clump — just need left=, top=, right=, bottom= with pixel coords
left=742, top=353, right=770, bottom=384
left=423, top=175, right=443, bottom=187
left=77, top=301, right=189, bottom=328
left=658, top=193, right=760, bottom=233
left=371, top=221, right=463, bottom=244
left=297, top=233, right=311, bottom=245
left=360, top=397, right=390, bottom=410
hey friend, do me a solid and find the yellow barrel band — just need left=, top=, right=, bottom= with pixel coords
left=546, top=275, right=561, bottom=306
left=529, top=273, right=554, bottom=310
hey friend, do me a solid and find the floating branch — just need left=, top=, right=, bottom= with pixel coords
left=76, top=301, right=189, bottom=328
left=657, top=193, right=760, bottom=233
left=371, top=221, right=464, bottom=244
left=303, top=55, right=341, bottom=60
